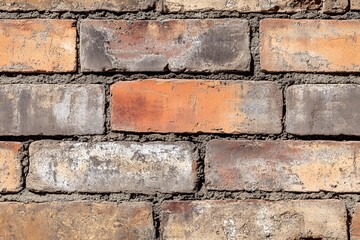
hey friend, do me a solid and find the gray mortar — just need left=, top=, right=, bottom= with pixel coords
left=1, top=2, right=360, bottom=239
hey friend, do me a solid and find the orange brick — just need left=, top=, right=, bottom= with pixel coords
left=351, top=203, right=360, bottom=239
left=206, top=140, right=360, bottom=192
left=261, top=19, right=360, bottom=73
left=0, top=142, right=22, bottom=192
left=0, top=202, right=154, bottom=240
left=0, top=0, right=155, bottom=11
left=0, top=20, right=76, bottom=73
left=110, top=80, right=283, bottom=134
left=161, top=200, right=347, bottom=239
left=164, top=0, right=347, bottom=13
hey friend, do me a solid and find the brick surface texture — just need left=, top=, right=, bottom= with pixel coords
left=111, top=79, right=282, bottom=134
left=0, top=202, right=154, bottom=239
left=2, top=0, right=360, bottom=239
left=0, top=20, right=76, bottom=73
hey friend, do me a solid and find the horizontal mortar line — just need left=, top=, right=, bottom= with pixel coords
left=3, top=134, right=360, bottom=142
left=0, top=12, right=357, bottom=20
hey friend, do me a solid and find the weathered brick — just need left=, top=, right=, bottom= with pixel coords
left=111, top=80, right=282, bottom=134
left=351, top=203, right=360, bottom=239
left=0, top=142, right=22, bottom=192
left=206, top=140, right=360, bottom=192
left=352, top=0, right=360, bottom=10
left=0, top=85, right=104, bottom=136
left=286, top=84, right=360, bottom=135
left=0, top=202, right=154, bottom=240
left=80, top=19, right=250, bottom=72
left=0, top=0, right=155, bottom=11
left=161, top=200, right=347, bottom=239
left=164, top=0, right=347, bottom=13
left=261, top=19, right=360, bottom=73
left=28, top=140, right=197, bottom=193
left=0, top=20, right=76, bottom=73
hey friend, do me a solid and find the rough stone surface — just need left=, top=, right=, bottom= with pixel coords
left=164, top=0, right=347, bottom=13
left=0, top=0, right=155, bottom=11
left=161, top=200, right=347, bottom=239
left=0, top=20, right=76, bottom=73
left=352, top=0, right=360, bottom=10
left=351, top=203, right=360, bottom=239
left=0, top=202, right=154, bottom=240
left=0, top=85, right=105, bottom=136
left=111, top=79, right=282, bottom=134
left=0, top=142, right=22, bottom=193
left=80, top=19, right=250, bottom=73
left=286, top=84, right=360, bottom=136
left=28, top=140, right=197, bottom=194
left=261, top=19, right=360, bottom=73
left=206, top=140, right=360, bottom=192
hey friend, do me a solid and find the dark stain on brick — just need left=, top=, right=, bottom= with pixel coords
left=197, top=26, right=241, bottom=65
left=81, top=25, right=113, bottom=71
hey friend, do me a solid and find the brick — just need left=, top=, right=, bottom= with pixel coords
left=80, top=19, right=250, bottom=72
left=206, top=140, right=360, bottom=192
left=0, top=142, right=22, bottom=192
left=111, top=80, right=282, bottom=134
left=0, top=202, right=154, bottom=240
left=164, top=0, right=347, bottom=13
left=0, top=20, right=76, bottom=73
left=161, top=200, right=347, bottom=239
left=260, top=19, right=360, bottom=73
left=351, top=203, right=360, bottom=239
left=0, top=0, right=155, bottom=11
left=286, top=84, right=360, bottom=135
left=352, top=0, right=360, bottom=10
left=0, top=85, right=104, bottom=136
left=27, top=140, right=197, bottom=193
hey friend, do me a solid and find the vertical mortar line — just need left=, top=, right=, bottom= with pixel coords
left=104, top=83, right=111, bottom=135
left=281, top=83, right=288, bottom=136
left=249, top=16, right=260, bottom=78
left=152, top=201, right=162, bottom=240
left=20, top=141, right=31, bottom=190
left=195, top=141, right=206, bottom=192
left=345, top=198, right=358, bottom=240
left=76, top=19, right=81, bottom=74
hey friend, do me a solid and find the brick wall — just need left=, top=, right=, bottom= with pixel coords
left=1, top=0, right=360, bottom=239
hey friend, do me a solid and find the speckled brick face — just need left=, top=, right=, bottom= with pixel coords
left=261, top=19, right=360, bottom=73
left=0, top=85, right=105, bottom=136
left=0, top=142, right=22, bottom=192
left=161, top=200, right=347, bottom=239
left=0, top=19, right=76, bottom=73
left=286, top=84, right=360, bottom=135
left=0, top=202, right=154, bottom=240
left=0, top=0, right=155, bottom=11
left=80, top=19, right=251, bottom=72
left=110, top=79, right=283, bottom=134
left=27, top=140, right=197, bottom=193
left=163, top=0, right=348, bottom=13
left=206, top=140, right=360, bottom=192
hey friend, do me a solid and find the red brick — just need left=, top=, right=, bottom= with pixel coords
left=110, top=79, right=283, bottom=134
left=206, top=140, right=360, bottom=192
left=164, top=0, right=347, bottom=13
left=161, top=200, right=347, bottom=239
left=80, top=19, right=250, bottom=72
left=0, top=20, right=76, bottom=73
left=0, top=142, right=22, bottom=192
left=0, top=202, right=154, bottom=240
left=261, top=19, right=360, bottom=73
left=0, top=84, right=105, bottom=136
left=286, top=84, right=360, bottom=135
left=0, top=0, right=155, bottom=11
left=27, top=140, right=197, bottom=193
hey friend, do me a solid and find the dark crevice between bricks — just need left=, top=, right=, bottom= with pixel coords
left=104, top=84, right=111, bottom=134
left=152, top=202, right=161, bottom=240
left=19, top=142, right=30, bottom=190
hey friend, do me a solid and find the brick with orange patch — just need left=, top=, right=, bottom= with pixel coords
left=110, top=79, right=283, bottom=134
left=0, top=142, right=22, bottom=192
left=260, top=19, right=360, bottom=72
